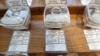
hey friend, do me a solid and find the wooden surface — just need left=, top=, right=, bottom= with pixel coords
left=0, top=0, right=94, bottom=53
left=0, top=0, right=100, bottom=55
left=29, top=14, right=90, bottom=53
left=0, top=12, right=100, bottom=56
left=0, top=14, right=89, bottom=54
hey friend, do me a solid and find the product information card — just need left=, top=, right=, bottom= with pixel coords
left=45, top=29, right=67, bottom=52
left=8, top=31, right=30, bottom=52
left=84, top=29, right=100, bottom=50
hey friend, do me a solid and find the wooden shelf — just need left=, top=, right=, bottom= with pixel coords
left=0, top=14, right=91, bottom=54
left=0, top=0, right=100, bottom=56
left=0, top=11, right=100, bottom=56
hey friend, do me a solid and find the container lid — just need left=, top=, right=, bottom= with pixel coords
left=1, top=16, right=23, bottom=25
left=87, top=0, right=100, bottom=24
left=6, top=0, right=28, bottom=7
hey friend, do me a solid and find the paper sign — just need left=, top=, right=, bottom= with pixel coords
left=8, top=31, right=30, bottom=52
left=84, top=29, right=100, bottom=50
left=45, top=29, right=67, bottom=52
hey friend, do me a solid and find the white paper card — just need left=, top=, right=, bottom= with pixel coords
left=84, top=29, right=100, bottom=50
left=88, top=43, right=100, bottom=50
left=8, top=31, right=30, bottom=52
left=45, top=29, right=66, bottom=52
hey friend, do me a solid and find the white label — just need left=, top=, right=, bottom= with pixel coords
left=9, top=45, right=29, bottom=52
left=46, top=44, right=66, bottom=51
left=45, top=29, right=66, bottom=52
left=84, top=29, right=100, bottom=50
left=8, top=31, right=30, bottom=52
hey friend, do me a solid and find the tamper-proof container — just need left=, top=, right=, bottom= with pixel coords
left=84, top=0, right=100, bottom=28
left=44, top=5, right=70, bottom=28
left=0, top=0, right=31, bottom=30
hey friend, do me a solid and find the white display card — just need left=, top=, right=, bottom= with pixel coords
left=84, top=29, right=100, bottom=50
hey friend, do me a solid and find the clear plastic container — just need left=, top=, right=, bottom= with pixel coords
left=84, top=0, right=100, bottom=28
left=0, top=0, right=31, bottom=30
left=44, top=5, right=70, bottom=28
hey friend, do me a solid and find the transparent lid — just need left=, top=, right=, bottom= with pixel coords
left=86, top=0, right=100, bottom=24
left=6, top=0, right=28, bottom=7
left=1, top=16, right=23, bottom=25
left=86, top=5, right=100, bottom=24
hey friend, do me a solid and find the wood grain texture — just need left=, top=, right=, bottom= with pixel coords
left=0, top=0, right=99, bottom=55
left=0, top=14, right=89, bottom=54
